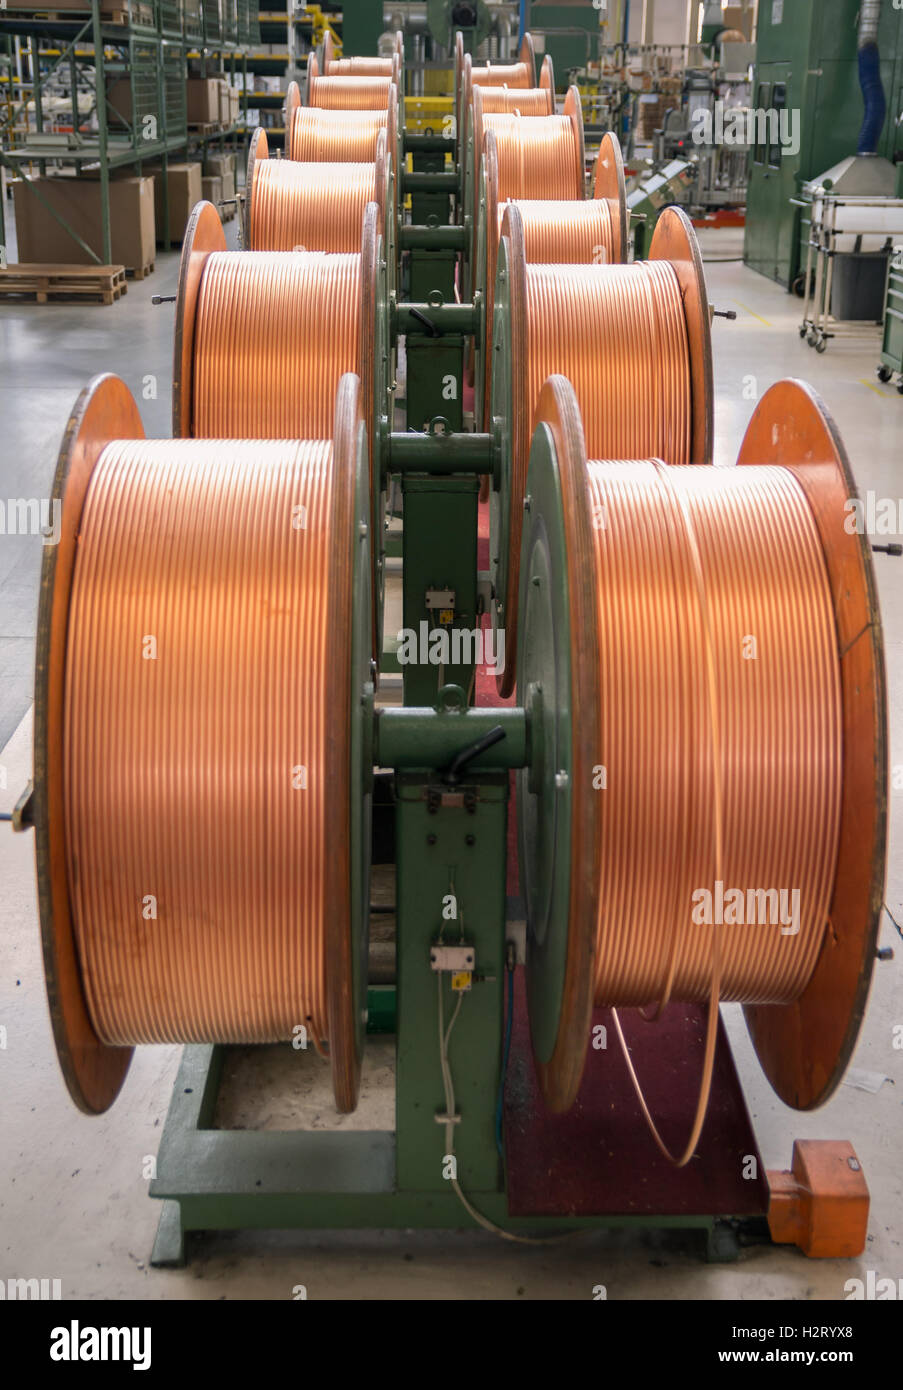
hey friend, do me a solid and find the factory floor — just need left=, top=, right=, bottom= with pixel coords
left=0, top=224, right=901, bottom=1300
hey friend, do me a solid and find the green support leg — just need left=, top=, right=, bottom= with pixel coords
left=400, top=475, right=478, bottom=706
left=395, top=773, right=507, bottom=1195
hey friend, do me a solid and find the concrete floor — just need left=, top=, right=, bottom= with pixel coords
left=0, top=223, right=901, bottom=1299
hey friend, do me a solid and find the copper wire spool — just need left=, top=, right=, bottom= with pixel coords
left=246, top=126, right=387, bottom=251
left=475, top=129, right=625, bottom=434
left=323, top=28, right=403, bottom=75
left=472, top=83, right=584, bottom=214
left=491, top=203, right=713, bottom=696
left=502, top=198, right=615, bottom=262
left=456, top=30, right=536, bottom=119
left=307, top=51, right=400, bottom=109
left=518, top=374, right=887, bottom=1142
left=34, top=372, right=373, bottom=1114
left=173, top=200, right=378, bottom=459
left=285, top=80, right=396, bottom=164
left=461, top=52, right=555, bottom=177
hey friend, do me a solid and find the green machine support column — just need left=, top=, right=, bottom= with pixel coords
left=396, top=301, right=479, bottom=432
left=395, top=770, right=508, bottom=1195
left=405, top=335, right=466, bottom=432
left=400, top=476, right=479, bottom=706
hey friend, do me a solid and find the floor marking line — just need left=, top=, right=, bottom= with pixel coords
left=732, top=300, right=773, bottom=327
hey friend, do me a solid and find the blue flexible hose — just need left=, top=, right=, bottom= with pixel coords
left=857, top=44, right=887, bottom=156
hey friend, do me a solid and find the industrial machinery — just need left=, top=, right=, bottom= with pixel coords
left=13, top=23, right=890, bottom=1268
left=745, top=0, right=903, bottom=291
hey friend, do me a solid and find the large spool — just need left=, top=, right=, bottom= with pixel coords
left=34, top=372, right=373, bottom=1115
left=245, top=126, right=390, bottom=252
left=306, top=52, right=400, bottom=109
left=173, top=199, right=380, bottom=467
left=490, top=203, right=713, bottom=695
left=461, top=53, right=555, bottom=193
left=474, top=128, right=625, bottom=430
left=285, top=80, right=397, bottom=168
left=517, top=374, right=887, bottom=1124
left=322, top=29, right=404, bottom=76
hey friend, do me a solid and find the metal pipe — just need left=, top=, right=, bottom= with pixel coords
left=387, top=430, right=493, bottom=471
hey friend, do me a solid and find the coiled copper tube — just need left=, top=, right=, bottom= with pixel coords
left=309, top=74, right=395, bottom=108
left=192, top=252, right=361, bottom=437
left=327, top=55, right=396, bottom=76
left=63, top=437, right=340, bottom=1052
left=479, top=192, right=620, bottom=430
left=288, top=105, right=388, bottom=161
left=249, top=156, right=382, bottom=251
left=307, top=52, right=399, bottom=109
left=497, top=259, right=690, bottom=683
left=474, top=101, right=584, bottom=208
left=584, top=458, right=842, bottom=1159
left=511, top=198, right=616, bottom=263
left=323, top=28, right=403, bottom=75
left=585, top=459, right=841, bottom=1008
left=470, top=60, right=532, bottom=88
left=523, top=262, right=691, bottom=461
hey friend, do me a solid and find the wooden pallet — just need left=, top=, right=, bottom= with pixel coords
left=188, top=121, right=230, bottom=136
left=126, top=262, right=155, bottom=281
left=0, top=263, right=127, bottom=306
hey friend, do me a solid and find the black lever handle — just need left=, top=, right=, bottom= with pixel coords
left=444, top=725, right=506, bottom=785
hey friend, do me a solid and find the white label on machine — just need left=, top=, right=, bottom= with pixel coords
left=772, top=0, right=784, bottom=23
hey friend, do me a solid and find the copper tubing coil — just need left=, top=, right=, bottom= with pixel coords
left=518, top=262, right=691, bottom=464
left=460, top=53, right=555, bottom=166
left=288, top=105, right=387, bottom=161
left=523, top=376, right=851, bottom=1153
left=456, top=30, right=536, bottom=115
left=468, top=60, right=532, bottom=88
left=191, top=252, right=362, bottom=438
left=323, top=28, right=403, bottom=74
left=62, top=434, right=343, bottom=1051
left=584, top=455, right=840, bottom=1161
left=496, top=243, right=693, bottom=689
left=327, top=56, right=397, bottom=76
left=511, top=198, right=617, bottom=263
left=307, top=51, right=400, bottom=109
left=472, top=86, right=584, bottom=215
left=477, top=170, right=620, bottom=431
left=584, top=459, right=840, bottom=1013
left=248, top=144, right=385, bottom=252
left=285, top=80, right=397, bottom=164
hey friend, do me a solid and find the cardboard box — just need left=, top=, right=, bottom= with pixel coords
left=218, top=80, right=231, bottom=125
left=148, top=162, right=202, bottom=243
left=12, top=174, right=155, bottom=271
left=721, top=6, right=753, bottom=38
left=221, top=169, right=235, bottom=203
left=204, top=152, right=236, bottom=178
left=202, top=174, right=223, bottom=208
left=186, top=78, right=220, bottom=125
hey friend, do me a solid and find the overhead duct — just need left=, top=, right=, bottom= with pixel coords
left=857, top=0, right=886, bottom=155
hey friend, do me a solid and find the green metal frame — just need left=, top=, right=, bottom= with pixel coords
left=0, top=0, right=252, bottom=261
